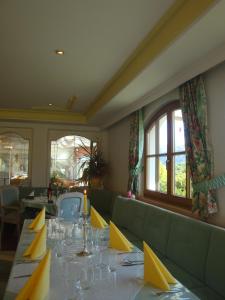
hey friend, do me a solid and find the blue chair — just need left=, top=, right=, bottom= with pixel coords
left=57, top=192, right=84, bottom=221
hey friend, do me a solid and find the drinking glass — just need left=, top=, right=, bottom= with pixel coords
left=101, top=249, right=119, bottom=272
left=56, top=217, right=66, bottom=239
left=49, top=218, right=58, bottom=239
left=78, top=264, right=95, bottom=291
left=92, top=228, right=100, bottom=250
left=64, top=260, right=82, bottom=299
left=64, top=223, right=73, bottom=246
left=94, top=228, right=109, bottom=251
left=53, top=240, right=65, bottom=258
left=71, top=222, right=83, bottom=242
left=71, top=203, right=80, bottom=224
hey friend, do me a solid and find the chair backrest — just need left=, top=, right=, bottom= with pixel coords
left=57, top=192, right=83, bottom=221
left=0, top=185, right=19, bottom=208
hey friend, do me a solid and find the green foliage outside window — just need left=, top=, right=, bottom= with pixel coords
left=159, top=161, right=186, bottom=197
left=175, top=163, right=186, bottom=197
left=159, top=162, right=167, bottom=193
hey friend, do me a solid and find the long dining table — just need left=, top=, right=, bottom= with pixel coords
left=3, top=219, right=199, bottom=300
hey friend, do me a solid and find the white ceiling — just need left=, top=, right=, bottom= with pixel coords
left=90, top=0, right=225, bottom=127
left=0, top=0, right=225, bottom=127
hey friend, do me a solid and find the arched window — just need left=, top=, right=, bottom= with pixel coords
left=50, top=135, right=94, bottom=187
left=145, top=101, right=191, bottom=208
left=0, top=133, right=29, bottom=186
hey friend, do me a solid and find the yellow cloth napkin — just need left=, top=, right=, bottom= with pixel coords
left=143, top=241, right=176, bottom=291
left=28, top=207, right=45, bottom=232
left=90, top=206, right=108, bottom=229
left=16, top=249, right=51, bottom=300
left=23, top=224, right=47, bottom=260
left=109, top=221, right=132, bottom=252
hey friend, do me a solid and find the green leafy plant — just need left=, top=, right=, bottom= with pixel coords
left=78, top=139, right=107, bottom=186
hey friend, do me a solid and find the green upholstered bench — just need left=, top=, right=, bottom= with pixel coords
left=88, top=188, right=118, bottom=222
left=111, top=195, right=225, bottom=300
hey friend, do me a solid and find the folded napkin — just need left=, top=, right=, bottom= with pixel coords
left=90, top=206, right=108, bottom=229
left=143, top=241, right=176, bottom=291
left=16, top=249, right=51, bottom=300
left=23, top=224, right=47, bottom=260
left=28, top=207, right=45, bottom=232
left=109, top=221, right=133, bottom=252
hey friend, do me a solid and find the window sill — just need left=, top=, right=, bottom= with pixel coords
left=138, top=195, right=200, bottom=221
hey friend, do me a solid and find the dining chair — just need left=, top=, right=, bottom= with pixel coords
left=0, top=185, right=21, bottom=249
left=57, top=192, right=85, bottom=221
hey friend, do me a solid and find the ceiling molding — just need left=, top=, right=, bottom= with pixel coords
left=0, top=109, right=86, bottom=124
left=100, top=39, right=225, bottom=129
left=85, top=0, right=217, bottom=121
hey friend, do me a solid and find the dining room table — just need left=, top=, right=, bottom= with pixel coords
left=3, top=218, right=200, bottom=300
left=21, top=196, right=57, bottom=216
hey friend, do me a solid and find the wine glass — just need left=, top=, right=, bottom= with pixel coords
left=54, top=240, right=65, bottom=259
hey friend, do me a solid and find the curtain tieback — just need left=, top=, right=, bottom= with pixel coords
left=193, top=173, right=225, bottom=193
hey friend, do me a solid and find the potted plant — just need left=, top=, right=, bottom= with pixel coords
left=78, top=139, right=107, bottom=188
left=49, top=172, right=66, bottom=199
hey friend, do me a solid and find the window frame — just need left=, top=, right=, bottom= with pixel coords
left=0, top=132, right=31, bottom=186
left=144, top=100, right=192, bottom=209
left=49, top=135, right=96, bottom=187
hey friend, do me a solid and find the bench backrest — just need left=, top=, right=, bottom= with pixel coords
left=112, top=195, right=225, bottom=298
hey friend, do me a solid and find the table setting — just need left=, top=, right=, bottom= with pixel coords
left=21, top=191, right=58, bottom=216
left=3, top=193, right=199, bottom=300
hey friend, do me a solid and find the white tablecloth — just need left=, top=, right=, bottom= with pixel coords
left=3, top=220, right=199, bottom=300
left=22, top=197, right=57, bottom=215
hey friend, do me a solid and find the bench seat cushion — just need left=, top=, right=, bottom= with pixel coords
left=98, top=212, right=111, bottom=223
left=119, top=227, right=143, bottom=249
left=205, top=226, right=225, bottom=299
left=162, top=258, right=204, bottom=290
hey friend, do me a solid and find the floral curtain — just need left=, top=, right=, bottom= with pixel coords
left=128, top=109, right=144, bottom=195
left=179, top=75, right=217, bottom=219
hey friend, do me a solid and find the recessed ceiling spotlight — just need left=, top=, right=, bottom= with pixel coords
left=55, top=49, right=64, bottom=56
